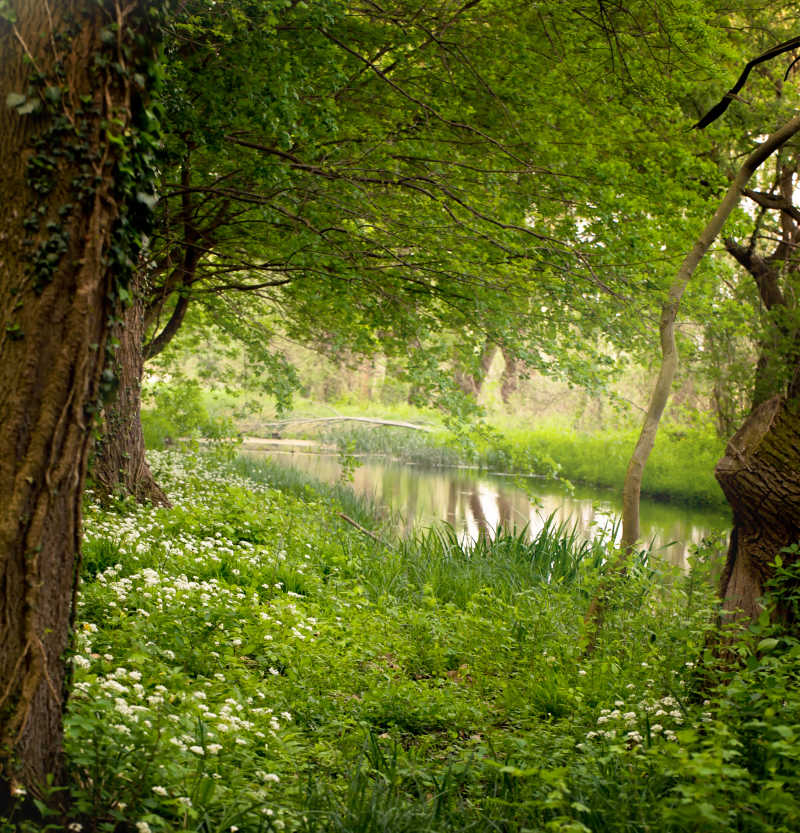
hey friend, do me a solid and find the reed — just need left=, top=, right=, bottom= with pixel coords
left=354, top=514, right=612, bottom=608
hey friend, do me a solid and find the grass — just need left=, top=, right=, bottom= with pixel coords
left=479, top=423, right=727, bottom=506
left=142, top=381, right=726, bottom=507
left=317, top=423, right=462, bottom=468
left=10, top=450, right=795, bottom=832
left=313, top=421, right=727, bottom=508
left=359, top=517, right=614, bottom=608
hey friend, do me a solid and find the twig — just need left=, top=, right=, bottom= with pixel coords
left=337, top=512, right=392, bottom=549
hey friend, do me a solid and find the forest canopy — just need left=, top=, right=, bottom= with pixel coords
left=3, top=0, right=800, bottom=829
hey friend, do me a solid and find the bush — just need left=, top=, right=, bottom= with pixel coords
left=141, top=378, right=236, bottom=450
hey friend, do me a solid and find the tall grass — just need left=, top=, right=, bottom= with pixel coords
left=301, top=735, right=471, bottom=833
left=481, top=425, right=726, bottom=506
left=318, top=424, right=463, bottom=467
left=355, top=515, right=613, bottom=608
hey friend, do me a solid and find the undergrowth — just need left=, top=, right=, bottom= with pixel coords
left=5, top=451, right=798, bottom=833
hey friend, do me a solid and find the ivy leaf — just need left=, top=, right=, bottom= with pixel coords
left=135, top=191, right=158, bottom=209
left=7, top=92, right=40, bottom=115
left=0, top=0, right=16, bottom=23
left=16, top=98, right=40, bottom=115
left=6, top=92, right=26, bottom=109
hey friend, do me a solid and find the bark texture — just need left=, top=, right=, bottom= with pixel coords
left=715, top=395, right=800, bottom=624
left=93, top=161, right=201, bottom=507
left=0, top=0, right=155, bottom=800
left=92, top=284, right=170, bottom=507
left=724, top=237, right=794, bottom=409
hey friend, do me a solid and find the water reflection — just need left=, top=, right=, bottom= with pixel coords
left=248, top=449, right=730, bottom=568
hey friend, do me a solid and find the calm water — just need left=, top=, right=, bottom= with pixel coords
left=248, top=447, right=731, bottom=568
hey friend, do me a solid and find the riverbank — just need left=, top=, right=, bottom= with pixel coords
left=240, top=445, right=729, bottom=567
left=143, top=392, right=728, bottom=508
left=309, top=421, right=727, bottom=508
left=26, top=449, right=799, bottom=832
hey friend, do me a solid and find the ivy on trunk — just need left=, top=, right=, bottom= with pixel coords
left=0, top=0, right=159, bottom=806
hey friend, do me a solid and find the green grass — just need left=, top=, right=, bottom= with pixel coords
left=479, top=424, right=727, bottom=507
left=318, top=423, right=462, bottom=468
left=357, top=517, right=613, bottom=608
left=315, top=421, right=727, bottom=508
left=10, top=450, right=794, bottom=832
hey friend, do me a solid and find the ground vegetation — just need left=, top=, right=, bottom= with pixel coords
left=3, top=450, right=795, bottom=832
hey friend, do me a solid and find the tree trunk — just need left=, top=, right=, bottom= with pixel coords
left=454, top=342, right=497, bottom=399
left=621, top=114, right=800, bottom=552
left=500, top=348, right=519, bottom=404
left=715, top=394, right=800, bottom=625
left=92, top=282, right=170, bottom=506
left=723, top=237, right=792, bottom=409
left=0, top=0, right=157, bottom=802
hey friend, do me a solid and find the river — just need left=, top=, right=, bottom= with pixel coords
left=246, top=445, right=731, bottom=568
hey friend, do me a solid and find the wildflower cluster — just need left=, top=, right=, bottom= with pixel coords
left=67, top=451, right=327, bottom=831
left=40, top=448, right=795, bottom=833
left=582, top=676, right=714, bottom=750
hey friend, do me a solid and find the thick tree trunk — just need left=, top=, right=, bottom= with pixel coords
left=93, top=283, right=170, bottom=506
left=715, top=395, right=800, bottom=625
left=0, top=0, right=156, bottom=802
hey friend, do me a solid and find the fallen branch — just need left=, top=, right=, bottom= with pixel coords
left=337, top=512, right=393, bottom=549
left=264, top=416, right=434, bottom=432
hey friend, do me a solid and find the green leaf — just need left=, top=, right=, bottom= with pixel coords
left=0, top=0, right=16, bottom=23
left=757, top=637, right=779, bottom=653
left=136, top=190, right=158, bottom=209
left=16, top=98, right=40, bottom=115
left=6, top=92, right=26, bottom=109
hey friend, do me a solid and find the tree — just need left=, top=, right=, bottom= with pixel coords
left=617, top=32, right=800, bottom=629
left=715, top=150, right=800, bottom=623
left=0, top=0, right=160, bottom=802
left=92, top=270, right=170, bottom=506
left=97, top=0, right=742, bottom=504
left=620, top=115, right=800, bottom=551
